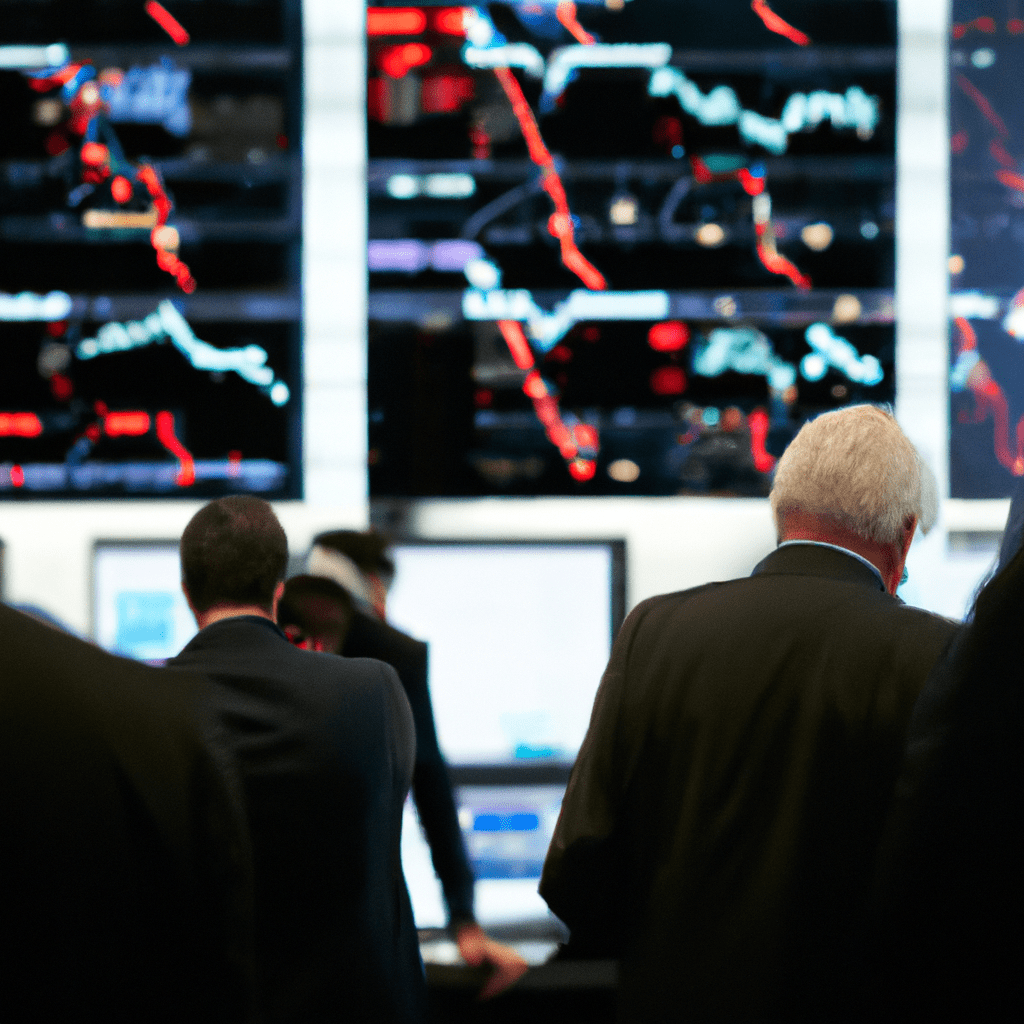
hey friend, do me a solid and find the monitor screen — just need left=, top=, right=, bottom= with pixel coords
left=92, top=540, right=196, bottom=661
left=402, top=785, right=566, bottom=930
left=387, top=539, right=625, bottom=766
left=1, top=0, right=302, bottom=499
left=367, top=1, right=897, bottom=497
left=948, top=1, right=1024, bottom=497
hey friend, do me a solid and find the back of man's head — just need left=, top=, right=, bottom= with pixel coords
left=181, top=495, right=288, bottom=614
left=277, top=574, right=354, bottom=653
left=770, top=405, right=927, bottom=546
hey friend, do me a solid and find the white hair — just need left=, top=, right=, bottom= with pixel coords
left=770, top=405, right=931, bottom=546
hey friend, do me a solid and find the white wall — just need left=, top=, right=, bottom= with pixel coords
left=1, top=0, right=1008, bottom=636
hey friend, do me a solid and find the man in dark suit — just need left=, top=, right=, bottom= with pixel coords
left=539, top=405, right=958, bottom=1023
left=168, top=497, right=426, bottom=1024
left=866, top=537, right=1024, bottom=1023
left=0, top=601, right=256, bottom=1023
left=306, top=530, right=528, bottom=998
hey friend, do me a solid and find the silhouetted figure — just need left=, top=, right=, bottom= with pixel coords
left=870, top=533, right=1024, bottom=1022
left=1, top=601, right=256, bottom=1023
left=277, top=573, right=354, bottom=653
left=307, top=529, right=529, bottom=998
left=169, top=498, right=425, bottom=1023
left=540, top=406, right=957, bottom=1023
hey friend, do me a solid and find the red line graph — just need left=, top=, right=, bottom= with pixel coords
left=952, top=16, right=997, bottom=40
left=145, top=1, right=190, bottom=46
left=751, top=0, right=810, bottom=46
left=556, top=2, right=596, bottom=46
left=497, top=319, right=598, bottom=479
left=155, top=411, right=196, bottom=486
left=953, top=317, right=1024, bottom=476
left=0, top=413, right=44, bottom=438
left=691, top=156, right=810, bottom=288
left=958, top=73, right=1009, bottom=137
left=474, top=17, right=607, bottom=477
left=748, top=408, right=776, bottom=472
left=754, top=224, right=812, bottom=289
left=492, top=66, right=607, bottom=291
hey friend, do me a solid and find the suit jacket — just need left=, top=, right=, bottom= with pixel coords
left=0, top=603, right=256, bottom=1024
left=539, top=544, right=957, bottom=1024
left=868, top=607, right=1024, bottom=1022
left=343, top=609, right=476, bottom=926
left=169, top=615, right=426, bottom=1024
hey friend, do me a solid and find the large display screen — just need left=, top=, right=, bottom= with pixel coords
left=948, top=1, right=1024, bottom=497
left=367, top=0, right=897, bottom=496
left=0, top=0, right=302, bottom=497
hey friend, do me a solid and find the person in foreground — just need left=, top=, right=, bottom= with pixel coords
left=867, top=526, right=1024, bottom=1022
left=539, top=404, right=957, bottom=1023
left=168, top=496, right=426, bottom=1023
left=303, top=530, right=529, bottom=999
left=0, top=601, right=256, bottom=1023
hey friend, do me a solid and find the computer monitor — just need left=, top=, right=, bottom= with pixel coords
left=387, top=538, right=626, bottom=928
left=387, top=539, right=626, bottom=768
left=92, top=540, right=196, bottom=662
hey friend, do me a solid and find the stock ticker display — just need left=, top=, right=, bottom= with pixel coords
left=0, top=0, right=302, bottom=498
left=949, top=1, right=1024, bottom=497
left=367, top=0, right=897, bottom=497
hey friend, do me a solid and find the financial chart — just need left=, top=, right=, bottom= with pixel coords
left=0, top=0, right=302, bottom=497
left=367, top=0, right=897, bottom=496
left=948, top=0, right=1024, bottom=497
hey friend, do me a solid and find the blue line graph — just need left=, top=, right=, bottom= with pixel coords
left=76, top=300, right=291, bottom=405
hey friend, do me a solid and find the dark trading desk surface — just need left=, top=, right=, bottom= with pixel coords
left=420, top=923, right=617, bottom=1024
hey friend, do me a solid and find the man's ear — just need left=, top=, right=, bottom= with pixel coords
left=901, top=514, right=919, bottom=559
left=181, top=580, right=198, bottom=622
left=271, top=580, right=285, bottom=619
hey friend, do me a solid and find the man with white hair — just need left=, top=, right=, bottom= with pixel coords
left=539, top=405, right=956, bottom=1023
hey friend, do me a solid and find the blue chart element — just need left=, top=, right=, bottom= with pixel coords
left=648, top=67, right=879, bottom=155
left=473, top=812, right=540, bottom=832
left=469, top=808, right=544, bottom=879
left=541, top=43, right=673, bottom=112
left=369, top=238, right=484, bottom=273
left=692, top=326, right=797, bottom=393
left=800, top=323, right=884, bottom=385
left=76, top=300, right=291, bottom=406
left=0, top=290, right=73, bottom=321
left=105, top=59, right=192, bottom=137
left=513, top=742, right=557, bottom=759
left=462, top=287, right=670, bottom=350
left=113, top=591, right=174, bottom=657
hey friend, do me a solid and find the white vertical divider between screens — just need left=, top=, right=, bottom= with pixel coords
left=895, top=0, right=949, bottom=494
left=894, top=0, right=954, bottom=609
left=302, top=0, right=369, bottom=508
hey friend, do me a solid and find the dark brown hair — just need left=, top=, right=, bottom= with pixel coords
left=180, top=496, right=288, bottom=613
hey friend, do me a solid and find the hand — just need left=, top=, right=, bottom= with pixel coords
left=455, top=922, right=530, bottom=1000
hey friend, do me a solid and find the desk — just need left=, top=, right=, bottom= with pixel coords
left=421, top=924, right=617, bottom=1024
